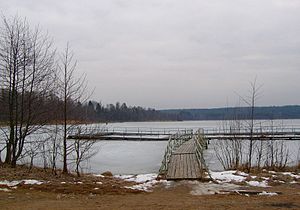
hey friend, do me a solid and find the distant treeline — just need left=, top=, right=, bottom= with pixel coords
left=0, top=89, right=175, bottom=123
left=160, top=105, right=300, bottom=121
left=71, top=103, right=300, bottom=122
left=84, top=101, right=176, bottom=122
left=1, top=88, right=300, bottom=122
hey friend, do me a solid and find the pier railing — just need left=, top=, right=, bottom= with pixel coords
left=68, top=125, right=190, bottom=136
left=204, top=126, right=300, bottom=135
left=203, top=126, right=300, bottom=141
left=194, top=129, right=209, bottom=178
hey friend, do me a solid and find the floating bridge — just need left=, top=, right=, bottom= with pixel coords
left=67, top=125, right=300, bottom=180
left=68, top=126, right=210, bottom=180
left=67, top=127, right=187, bottom=141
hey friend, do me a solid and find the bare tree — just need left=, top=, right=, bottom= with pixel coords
left=21, top=138, right=43, bottom=171
left=238, top=78, right=262, bottom=172
left=214, top=100, right=245, bottom=170
left=214, top=118, right=244, bottom=170
left=0, top=15, right=56, bottom=167
left=58, top=44, right=87, bottom=174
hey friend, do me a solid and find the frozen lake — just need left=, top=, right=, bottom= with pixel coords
left=85, top=120, right=300, bottom=174
left=1, top=119, right=299, bottom=174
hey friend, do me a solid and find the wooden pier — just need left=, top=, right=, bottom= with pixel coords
left=165, top=140, right=201, bottom=179
left=159, top=129, right=208, bottom=180
left=68, top=133, right=170, bottom=141
left=67, top=125, right=300, bottom=181
left=204, top=131, right=300, bottom=141
left=67, top=127, right=187, bottom=141
left=68, top=126, right=300, bottom=142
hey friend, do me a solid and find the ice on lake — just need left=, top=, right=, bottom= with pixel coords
left=86, top=119, right=300, bottom=174
left=1, top=119, right=300, bottom=175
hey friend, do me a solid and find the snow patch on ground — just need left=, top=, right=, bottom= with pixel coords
left=0, top=179, right=43, bottom=187
left=281, top=172, right=300, bottom=179
left=115, top=170, right=299, bottom=193
left=0, top=188, right=11, bottom=192
left=126, top=179, right=170, bottom=192
left=258, top=191, right=277, bottom=196
left=115, top=173, right=158, bottom=183
left=114, top=175, right=134, bottom=180
left=190, top=182, right=239, bottom=195
left=0, top=180, right=21, bottom=187
left=93, top=174, right=105, bottom=178
left=210, top=170, right=248, bottom=183
left=115, top=173, right=171, bottom=192
left=246, top=180, right=269, bottom=187
left=237, top=171, right=249, bottom=176
left=23, top=180, right=43, bottom=185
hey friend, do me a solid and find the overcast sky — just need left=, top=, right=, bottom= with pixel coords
left=2, top=0, right=300, bottom=109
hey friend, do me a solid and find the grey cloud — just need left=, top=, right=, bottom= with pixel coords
left=1, top=0, right=300, bottom=109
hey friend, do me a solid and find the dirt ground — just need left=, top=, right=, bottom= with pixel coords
left=0, top=166, right=299, bottom=210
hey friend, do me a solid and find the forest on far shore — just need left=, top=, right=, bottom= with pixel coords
left=161, top=105, right=300, bottom=121
left=86, top=103, right=300, bottom=122
left=1, top=89, right=300, bottom=123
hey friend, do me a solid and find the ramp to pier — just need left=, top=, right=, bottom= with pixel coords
left=166, top=140, right=201, bottom=180
left=159, top=129, right=208, bottom=180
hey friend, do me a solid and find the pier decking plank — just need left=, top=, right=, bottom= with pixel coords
left=173, top=140, right=195, bottom=154
left=166, top=139, right=201, bottom=180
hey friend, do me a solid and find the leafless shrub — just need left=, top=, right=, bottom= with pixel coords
left=69, top=125, right=98, bottom=177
